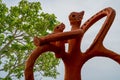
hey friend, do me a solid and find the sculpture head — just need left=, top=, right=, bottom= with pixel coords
left=69, top=11, right=84, bottom=26
left=53, top=23, right=65, bottom=33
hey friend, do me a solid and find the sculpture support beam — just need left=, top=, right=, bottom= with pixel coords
left=39, top=29, right=84, bottom=45
left=85, top=45, right=120, bottom=64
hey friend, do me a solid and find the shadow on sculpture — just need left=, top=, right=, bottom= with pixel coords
left=24, top=7, right=120, bottom=80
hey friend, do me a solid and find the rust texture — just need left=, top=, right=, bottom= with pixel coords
left=24, top=7, right=120, bottom=80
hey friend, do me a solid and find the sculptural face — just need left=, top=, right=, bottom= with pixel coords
left=53, top=23, right=65, bottom=33
left=69, top=11, right=84, bottom=26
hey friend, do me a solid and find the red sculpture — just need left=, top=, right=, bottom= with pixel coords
left=24, top=7, right=120, bottom=80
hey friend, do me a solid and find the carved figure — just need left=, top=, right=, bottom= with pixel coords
left=33, top=23, right=66, bottom=58
left=68, top=11, right=84, bottom=54
left=52, top=23, right=66, bottom=58
left=24, top=7, right=120, bottom=80
left=33, top=23, right=65, bottom=46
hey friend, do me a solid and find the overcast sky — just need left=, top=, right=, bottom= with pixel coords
left=2, top=0, right=120, bottom=80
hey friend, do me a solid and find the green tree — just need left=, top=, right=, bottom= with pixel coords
left=0, top=0, right=60, bottom=79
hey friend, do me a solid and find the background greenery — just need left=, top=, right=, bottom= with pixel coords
left=0, top=0, right=60, bottom=79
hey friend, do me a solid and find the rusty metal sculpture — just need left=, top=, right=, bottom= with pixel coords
left=24, top=7, right=120, bottom=80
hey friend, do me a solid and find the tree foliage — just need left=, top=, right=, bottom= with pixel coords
left=0, top=0, right=60, bottom=79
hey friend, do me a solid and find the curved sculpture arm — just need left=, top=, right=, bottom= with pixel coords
left=81, top=7, right=116, bottom=52
left=98, top=46, right=120, bottom=64
left=81, top=7, right=120, bottom=64
left=39, top=29, right=84, bottom=45
left=24, top=44, right=60, bottom=80
left=85, top=45, right=120, bottom=64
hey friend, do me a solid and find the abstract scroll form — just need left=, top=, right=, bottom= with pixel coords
left=24, top=7, right=120, bottom=80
